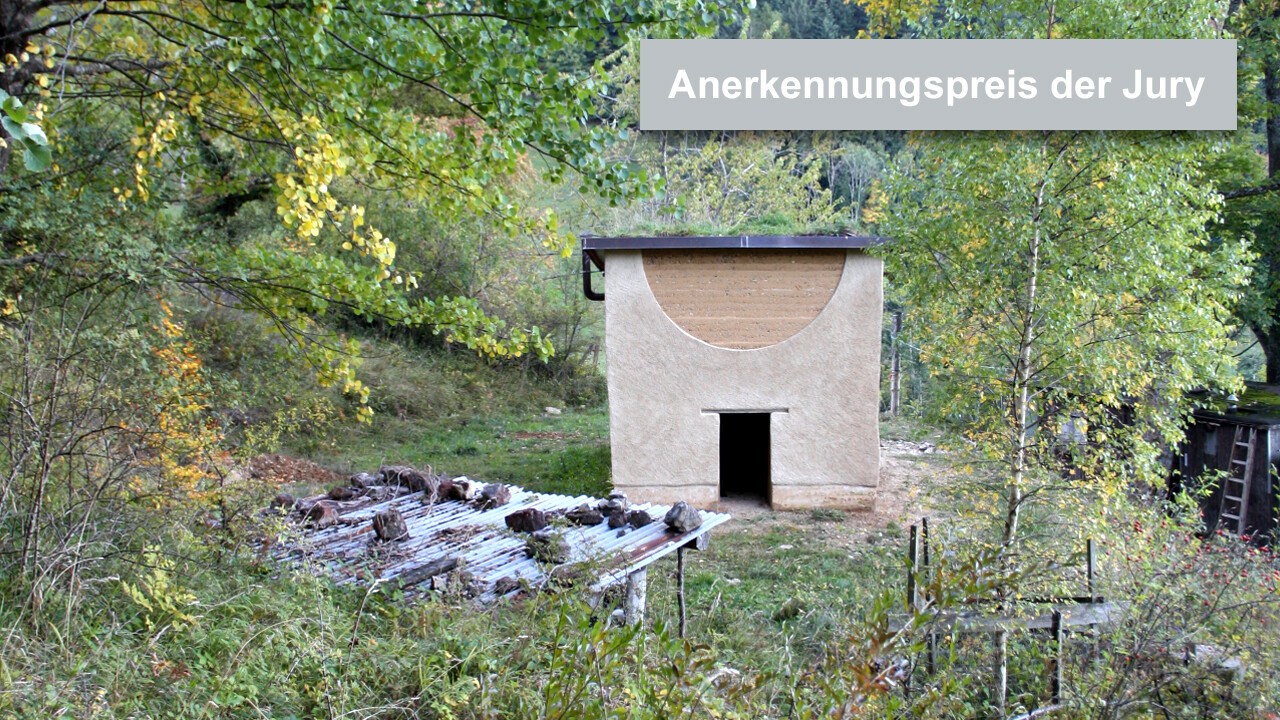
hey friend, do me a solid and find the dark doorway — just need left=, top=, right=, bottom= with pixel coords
left=719, top=413, right=771, bottom=505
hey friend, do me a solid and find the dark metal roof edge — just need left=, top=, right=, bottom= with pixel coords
left=1191, top=407, right=1280, bottom=429
left=580, top=235, right=886, bottom=250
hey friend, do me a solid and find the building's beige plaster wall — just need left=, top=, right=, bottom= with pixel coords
left=603, top=249, right=883, bottom=510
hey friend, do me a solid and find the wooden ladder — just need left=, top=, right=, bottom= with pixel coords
left=1218, top=426, right=1257, bottom=536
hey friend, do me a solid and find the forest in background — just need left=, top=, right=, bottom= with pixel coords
left=2, top=0, right=1280, bottom=717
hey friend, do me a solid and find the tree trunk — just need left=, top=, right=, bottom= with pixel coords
left=1004, top=166, right=1048, bottom=547
left=889, top=311, right=902, bottom=415
left=1266, top=49, right=1279, bottom=182
left=1263, top=41, right=1280, bottom=381
left=1257, top=326, right=1280, bottom=384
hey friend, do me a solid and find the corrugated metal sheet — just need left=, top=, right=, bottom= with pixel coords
left=277, top=480, right=731, bottom=602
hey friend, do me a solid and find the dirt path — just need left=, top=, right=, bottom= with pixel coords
left=712, top=439, right=945, bottom=547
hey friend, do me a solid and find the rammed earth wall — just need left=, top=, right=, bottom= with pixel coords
left=601, top=247, right=883, bottom=510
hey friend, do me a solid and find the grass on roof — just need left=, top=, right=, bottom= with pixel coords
left=588, top=213, right=866, bottom=238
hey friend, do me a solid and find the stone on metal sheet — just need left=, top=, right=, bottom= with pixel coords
left=280, top=481, right=733, bottom=607
left=328, top=485, right=359, bottom=501
left=424, top=475, right=455, bottom=504
left=453, top=570, right=485, bottom=599
left=270, top=492, right=295, bottom=511
left=627, top=509, right=653, bottom=528
left=350, top=471, right=382, bottom=488
left=664, top=501, right=703, bottom=533
left=526, top=530, right=570, bottom=563
left=447, top=476, right=479, bottom=501
left=362, top=485, right=400, bottom=503
left=380, top=464, right=431, bottom=492
left=493, top=576, right=521, bottom=595
left=598, top=491, right=629, bottom=514
left=548, top=562, right=589, bottom=587
left=373, top=507, right=410, bottom=542
left=566, top=504, right=604, bottom=526
left=476, top=483, right=512, bottom=509
left=607, top=509, right=629, bottom=529
left=505, top=507, right=547, bottom=533
left=304, top=501, right=339, bottom=529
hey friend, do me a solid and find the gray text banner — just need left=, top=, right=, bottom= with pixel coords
left=639, top=39, right=1237, bottom=131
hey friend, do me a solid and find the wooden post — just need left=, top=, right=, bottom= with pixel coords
left=1050, top=610, right=1064, bottom=705
left=624, top=568, right=647, bottom=626
left=922, top=517, right=933, bottom=674
left=676, top=547, right=687, bottom=638
left=995, top=629, right=1008, bottom=718
left=927, top=631, right=937, bottom=676
left=907, top=524, right=919, bottom=612
left=1086, top=538, right=1096, bottom=602
left=890, top=311, right=903, bottom=415
left=921, top=517, right=931, bottom=602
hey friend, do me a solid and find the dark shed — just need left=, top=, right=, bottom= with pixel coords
left=1171, top=384, right=1280, bottom=543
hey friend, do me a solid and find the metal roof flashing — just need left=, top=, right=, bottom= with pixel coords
left=580, top=234, right=885, bottom=278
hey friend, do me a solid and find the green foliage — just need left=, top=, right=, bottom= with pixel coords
left=718, top=0, right=870, bottom=39
left=0, top=515, right=836, bottom=717
left=1201, top=0, right=1279, bottom=378
left=871, top=0, right=1251, bottom=551
left=0, top=0, right=736, bottom=601
left=597, top=40, right=847, bottom=233
left=120, top=547, right=200, bottom=633
left=0, top=89, right=50, bottom=172
left=1068, top=501, right=1280, bottom=718
left=1, top=434, right=1275, bottom=718
left=567, top=131, right=842, bottom=234
left=1, top=0, right=740, bottom=424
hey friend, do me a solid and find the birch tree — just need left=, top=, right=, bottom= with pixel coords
left=877, top=132, right=1250, bottom=548
left=864, top=0, right=1252, bottom=552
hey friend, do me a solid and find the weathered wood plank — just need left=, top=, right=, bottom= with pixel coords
left=887, top=602, right=1125, bottom=634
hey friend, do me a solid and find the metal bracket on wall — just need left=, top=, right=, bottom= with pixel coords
left=581, top=245, right=604, bottom=301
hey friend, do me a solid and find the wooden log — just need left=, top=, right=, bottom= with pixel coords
left=1010, top=705, right=1064, bottom=720
left=1086, top=538, right=1096, bottom=601
left=995, top=629, right=1008, bottom=719
left=296, top=488, right=406, bottom=517
left=907, top=524, right=919, bottom=611
left=624, top=568, right=648, bottom=626
left=890, top=310, right=903, bottom=415
left=677, top=547, right=687, bottom=638
left=385, top=556, right=459, bottom=592
left=887, top=601, right=1124, bottom=634
left=1050, top=610, right=1064, bottom=705
left=927, top=631, right=937, bottom=675
left=921, top=517, right=931, bottom=603
left=293, top=493, right=330, bottom=514
left=683, top=532, right=710, bottom=551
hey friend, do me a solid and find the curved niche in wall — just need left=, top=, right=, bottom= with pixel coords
left=642, top=249, right=846, bottom=350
